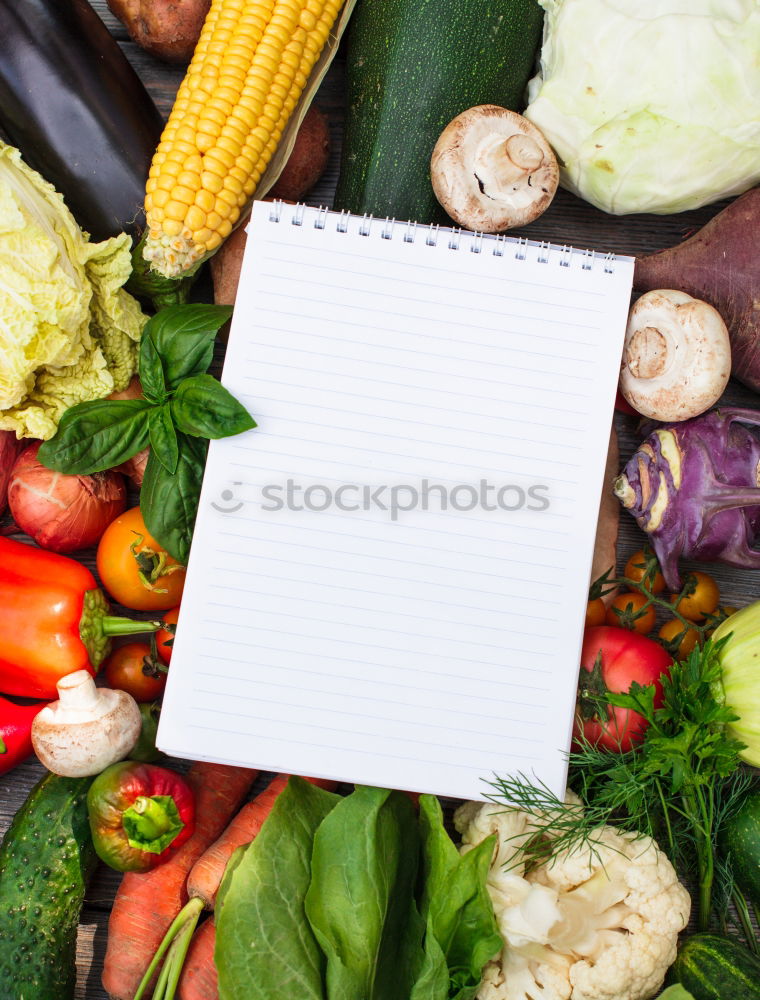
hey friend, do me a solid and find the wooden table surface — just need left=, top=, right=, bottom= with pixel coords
left=1, top=4, right=759, bottom=997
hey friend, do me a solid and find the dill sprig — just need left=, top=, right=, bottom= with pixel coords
left=486, top=640, right=753, bottom=944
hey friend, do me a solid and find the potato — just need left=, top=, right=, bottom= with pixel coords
left=107, top=0, right=210, bottom=64
left=269, top=106, right=331, bottom=202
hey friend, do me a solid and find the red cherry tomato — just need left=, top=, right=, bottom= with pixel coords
left=156, top=606, right=180, bottom=665
left=104, top=642, right=167, bottom=703
left=574, top=626, right=672, bottom=752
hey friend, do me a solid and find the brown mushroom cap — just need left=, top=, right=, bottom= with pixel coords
left=430, top=105, right=559, bottom=233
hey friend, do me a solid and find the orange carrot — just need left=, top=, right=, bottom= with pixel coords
left=135, top=773, right=337, bottom=1000
left=177, top=919, right=218, bottom=1000
left=102, top=762, right=258, bottom=1000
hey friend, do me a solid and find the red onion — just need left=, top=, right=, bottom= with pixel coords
left=9, top=442, right=127, bottom=552
left=1, top=431, right=25, bottom=515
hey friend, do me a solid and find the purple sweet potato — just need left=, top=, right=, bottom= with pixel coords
left=634, top=188, right=760, bottom=393
left=107, top=0, right=209, bottom=64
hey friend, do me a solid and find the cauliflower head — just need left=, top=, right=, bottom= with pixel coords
left=454, top=801, right=690, bottom=1000
left=0, top=142, right=145, bottom=439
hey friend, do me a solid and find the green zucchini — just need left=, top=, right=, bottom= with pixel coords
left=0, top=773, right=96, bottom=999
left=719, top=788, right=760, bottom=906
left=670, top=933, right=760, bottom=1000
left=333, top=0, right=545, bottom=225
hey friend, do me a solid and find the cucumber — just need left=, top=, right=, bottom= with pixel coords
left=333, top=0, right=545, bottom=225
left=719, top=788, right=760, bottom=906
left=670, top=933, right=760, bottom=1000
left=0, top=773, right=96, bottom=999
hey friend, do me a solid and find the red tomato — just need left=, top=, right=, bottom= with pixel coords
left=574, top=626, right=672, bottom=752
left=104, top=642, right=167, bottom=702
left=156, top=606, right=180, bottom=665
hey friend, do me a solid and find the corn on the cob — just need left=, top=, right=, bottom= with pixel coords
left=143, top=0, right=342, bottom=278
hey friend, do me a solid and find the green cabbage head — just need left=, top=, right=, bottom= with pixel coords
left=524, top=0, right=760, bottom=215
left=0, top=141, right=146, bottom=439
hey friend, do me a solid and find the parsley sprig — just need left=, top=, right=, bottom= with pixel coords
left=487, top=640, right=754, bottom=945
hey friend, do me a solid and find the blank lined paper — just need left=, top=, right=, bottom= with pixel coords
left=157, top=201, right=635, bottom=802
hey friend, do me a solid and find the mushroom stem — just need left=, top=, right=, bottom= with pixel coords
left=57, top=670, right=101, bottom=711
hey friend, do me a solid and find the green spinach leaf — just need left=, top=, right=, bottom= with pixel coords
left=148, top=405, right=179, bottom=475
left=215, top=776, right=341, bottom=1000
left=417, top=795, right=502, bottom=1000
left=143, top=304, right=232, bottom=389
left=304, top=786, right=427, bottom=1000
left=141, top=433, right=207, bottom=565
left=171, top=374, right=257, bottom=439
left=38, top=399, right=151, bottom=475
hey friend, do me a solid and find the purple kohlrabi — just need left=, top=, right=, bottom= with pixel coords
left=614, top=407, right=760, bottom=590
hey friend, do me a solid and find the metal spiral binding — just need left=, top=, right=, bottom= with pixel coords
left=425, top=223, right=440, bottom=247
left=274, top=203, right=619, bottom=274
left=381, top=217, right=395, bottom=240
left=292, top=203, right=306, bottom=226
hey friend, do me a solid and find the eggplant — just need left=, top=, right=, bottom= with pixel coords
left=0, top=0, right=163, bottom=240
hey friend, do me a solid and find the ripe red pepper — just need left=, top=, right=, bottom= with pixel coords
left=0, top=695, right=46, bottom=774
left=0, top=537, right=161, bottom=699
left=87, top=761, right=196, bottom=872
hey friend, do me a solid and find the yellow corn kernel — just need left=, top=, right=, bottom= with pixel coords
left=143, top=0, right=343, bottom=277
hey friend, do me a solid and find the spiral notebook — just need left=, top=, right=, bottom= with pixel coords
left=157, top=200, right=634, bottom=802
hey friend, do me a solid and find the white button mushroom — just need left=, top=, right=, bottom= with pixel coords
left=31, top=670, right=142, bottom=777
left=619, top=290, right=732, bottom=421
left=430, top=105, right=559, bottom=233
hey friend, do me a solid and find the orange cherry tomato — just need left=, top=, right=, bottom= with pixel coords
left=104, top=641, right=167, bottom=702
left=606, top=591, right=656, bottom=635
left=96, top=507, right=186, bottom=612
left=623, top=549, right=665, bottom=594
left=657, top=619, right=700, bottom=660
left=156, top=606, right=180, bottom=665
left=585, top=597, right=607, bottom=628
left=670, top=571, right=720, bottom=623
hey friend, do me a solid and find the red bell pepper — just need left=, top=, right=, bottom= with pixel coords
left=0, top=695, right=46, bottom=774
left=86, top=761, right=196, bottom=872
left=0, top=536, right=161, bottom=699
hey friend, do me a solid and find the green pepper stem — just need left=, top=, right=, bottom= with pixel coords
left=79, top=588, right=162, bottom=670
left=122, top=795, right=184, bottom=851
left=100, top=616, right=161, bottom=637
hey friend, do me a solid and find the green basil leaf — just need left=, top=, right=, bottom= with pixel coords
left=171, top=374, right=256, bottom=439
left=37, top=399, right=152, bottom=475
left=304, top=786, right=426, bottom=1000
left=138, top=328, right=168, bottom=405
left=215, top=777, right=341, bottom=1000
left=142, top=304, right=232, bottom=389
left=140, top=433, right=207, bottom=565
left=148, top=405, right=179, bottom=475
